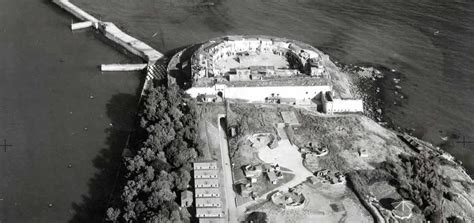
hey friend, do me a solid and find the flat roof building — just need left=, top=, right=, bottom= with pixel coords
left=194, top=161, right=218, bottom=170
left=196, top=208, right=225, bottom=218
left=195, top=188, right=221, bottom=198
left=267, top=171, right=278, bottom=184
left=195, top=178, right=220, bottom=188
left=196, top=197, right=222, bottom=208
left=194, top=169, right=219, bottom=179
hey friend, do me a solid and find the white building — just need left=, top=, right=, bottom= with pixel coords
left=194, top=161, right=218, bottom=170
left=186, top=84, right=332, bottom=104
left=322, top=91, right=364, bottom=114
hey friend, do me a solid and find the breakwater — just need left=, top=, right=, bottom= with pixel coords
left=101, top=64, right=148, bottom=72
left=52, top=0, right=162, bottom=64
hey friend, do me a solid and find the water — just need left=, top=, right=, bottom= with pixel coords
left=75, top=0, right=474, bottom=173
left=0, top=0, right=142, bottom=222
left=0, top=0, right=473, bottom=222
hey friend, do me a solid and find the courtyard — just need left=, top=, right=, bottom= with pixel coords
left=214, top=52, right=289, bottom=73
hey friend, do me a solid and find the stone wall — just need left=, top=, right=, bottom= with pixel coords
left=186, top=85, right=332, bottom=104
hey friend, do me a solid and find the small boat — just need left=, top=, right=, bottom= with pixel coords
left=434, top=30, right=440, bottom=35
left=441, top=136, right=448, bottom=141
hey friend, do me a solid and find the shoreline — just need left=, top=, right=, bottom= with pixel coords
left=329, top=57, right=473, bottom=179
left=50, top=1, right=473, bottom=218
left=168, top=38, right=472, bottom=180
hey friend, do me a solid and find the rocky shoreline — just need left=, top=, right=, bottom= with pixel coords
left=338, top=62, right=405, bottom=129
left=328, top=57, right=473, bottom=181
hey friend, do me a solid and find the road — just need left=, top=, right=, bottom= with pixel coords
left=218, top=115, right=238, bottom=222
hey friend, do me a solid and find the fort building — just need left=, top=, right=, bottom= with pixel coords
left=173, top=35, right=363, bottom=114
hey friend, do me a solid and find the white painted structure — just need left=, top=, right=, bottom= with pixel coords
left=71, top=21, right=94, bottom=30
left=322, top=91, right=364, bottom=113
left=186, top=85, right=332, bottom=104
left=101, top=64, right=148, bottom=71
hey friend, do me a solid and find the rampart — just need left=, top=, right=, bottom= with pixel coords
left=186, top=85, right=332, bottom=104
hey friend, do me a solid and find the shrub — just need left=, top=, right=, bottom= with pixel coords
left=107, top=80, right=199, bottom=222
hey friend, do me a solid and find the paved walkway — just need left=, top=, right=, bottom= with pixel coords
left=257, top=139, right=313, bottom=197
left=217, top=115, right=238, bottom=222
left=237, top=126, right=313, bottom=213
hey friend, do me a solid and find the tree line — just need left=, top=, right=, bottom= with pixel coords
left=106, top=82, right=199, bottom=223
left=348, top=151, right=454, bottom=223
left=382, top=151, right=454, bottom=222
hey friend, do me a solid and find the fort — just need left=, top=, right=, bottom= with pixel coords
left=50, top=2, right=474, bottom=222
left=170, top=35, right=363, bottom=113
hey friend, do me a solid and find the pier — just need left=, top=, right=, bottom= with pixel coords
left=100, top=64, right=148, bottom=72
left=53, top=0, right=98, bottom=23
left=99, top=22, right=163, bottom=64
left=53, top=0, right=163, bottom=64
left=71, top=21, right=94, bottom=30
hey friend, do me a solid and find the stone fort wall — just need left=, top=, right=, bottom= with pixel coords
left=186, top=85, right=332, bottom=104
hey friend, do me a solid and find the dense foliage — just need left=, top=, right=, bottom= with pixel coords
left=383, top=151, right=452, bottom=222
left=106, top=83, right=199, bottom=223
left=245, top=212, right=268, bottom=223
left=285, top=51, right=304, bottom=72
left=347, top=168, right=393, bottom=197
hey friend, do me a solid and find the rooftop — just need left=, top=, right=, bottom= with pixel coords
left=194, top=161, right=218, bottom=170
left=195, top=178, right=220, bottom=188
left=195, top=188, right=221, bottom=197
left=194, top=169, right=219, bottom=179
left=196, top=207, right=225, bottom=217
left=196, top=197, right=222, bottom=207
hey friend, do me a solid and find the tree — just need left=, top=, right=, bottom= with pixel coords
left=246, top=212, right=268, bottom=223
left=447, top=215, right=464, bottom=223
left=106, top=208, right=120, bottom=222
left=383, top=152, right=447, bottom=220
left=172, top=168, right=191, bottom=191
left=108, top=81, right=198, bottom=222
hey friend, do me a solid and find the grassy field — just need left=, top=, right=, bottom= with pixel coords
left=195, top=103, right=226, bottom=160
left=248, top=182, right=373, bottom=223
left=226, top=103, right=287, bottom=167
left=289, top=112, right=411, bottom=173
left=198, top=102, right=474, bottom=222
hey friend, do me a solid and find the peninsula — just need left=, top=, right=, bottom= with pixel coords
left=53, top=2, right=473, bottom=223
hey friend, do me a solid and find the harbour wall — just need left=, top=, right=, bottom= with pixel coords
left=53, top=0, right=98, bottom=23
left=99, top=22, right=163, bottom=64
left=53, top=0, right=162, bottom=64
left=101, top=64, right=148, bottom=72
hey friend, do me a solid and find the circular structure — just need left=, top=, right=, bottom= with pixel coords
left=168, top=35, right=364, bottom=114
left=191, top=35, right=328, bottom=82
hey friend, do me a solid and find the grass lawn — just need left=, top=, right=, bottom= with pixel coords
left=196, top=103, right=226, bottom=161
left=248, top=182, right=373, bottom=223
left=289, top=112, right=412, bottom=173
